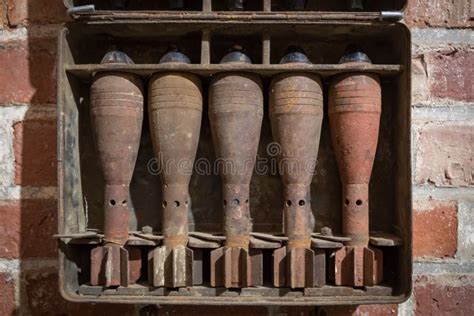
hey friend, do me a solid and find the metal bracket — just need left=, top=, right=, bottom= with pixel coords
left=380, top=11, right=404, bottom=22
left=67, top=5, right=95, bottom=16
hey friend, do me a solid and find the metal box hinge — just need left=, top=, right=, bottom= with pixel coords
left=380, top=11, right=404, bottom=22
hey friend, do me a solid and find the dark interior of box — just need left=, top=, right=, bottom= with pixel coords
left=66, top=0, right=406, bottom=12
left=59, top=21, right=411, bottom=302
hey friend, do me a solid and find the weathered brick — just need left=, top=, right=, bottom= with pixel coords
left=414, top=123, right=473, bottom=187
left=413, top=199, right=458, bottom=259
left=21, top=199, right=57, bottom=258
left=0, top=273, right=16, bottom=315
left=458, top=201, right=474, bottom=262
left=411, top=56, right=430, bottom=104
left=13, top=117, right=57, bottom=187
left=0, top=199, right=57, bottom=259
left=320, top=304, right=398, bottom=315
left=0, top=0, right=6, bottom=28
left=0, top=200, right=20, bottom=259
left=406, top=0, right=473, bottom=28
left=23, top=270, right=136, bottom=315
left=414, top=275, right=474, bottom=316
left=7, top=0, right=68, bottom=26
left=0, top=38, right=57, bottom=105
left=429, top=48, right=474, bottom=102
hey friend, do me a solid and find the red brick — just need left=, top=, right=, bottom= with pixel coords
left=0, top=38, right=57, bottom=105
left=7, top=0, right=68, bottom=26
left=414, top=275, right=474, bottom=316
left=406, top=0, right=473, bottom=28
left=415, top=123, right=473, bottom=187
left=23, top=270, right=136, bottom=315
left=0, top=0, right=6, bottom=28
left=13, top=118, right=57, bottom=187
left=411, top=56, right=429, bottom=104
left=429, top=48, right=474, bottom=102
left=0, top=200, right=20, bottom=259
left=320, top=304, right=398, bottom=315
left=413, top=199, right=458, bottom=259
left=0, top=200, right=57, bottom=259
left=0, top=273, right=16, bottom=315
left=21, top=199, right=58, bottom=258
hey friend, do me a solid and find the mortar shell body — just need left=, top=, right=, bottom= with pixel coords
left=90, top=72, right=144, bottom=245
left=149, top=72, right=203, bottom=247
left=329, top=72, right=381, bottom=245
left=269, top=72, right=323, bottom=248
left=209, top=72, right=263, bottom=248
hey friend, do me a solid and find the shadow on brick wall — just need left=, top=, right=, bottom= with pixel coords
left=15, top=0, right=141, bottom=314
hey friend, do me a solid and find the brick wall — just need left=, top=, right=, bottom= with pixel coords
left=0, top=0, right=472, bottom=315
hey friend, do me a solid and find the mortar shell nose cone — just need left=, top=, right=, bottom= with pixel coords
left=280, top=46, right=311, bottom=64
left=349, top=0, right=364, bottom=11
left=159, top=51, right=191, bottom=64
left=339, top=45, right=372, bottom=64
left=101, top=50, right=134, bottom=65
left=228, top=0, right=246, bottom=11
left=220, top=45, right=252, bottom=64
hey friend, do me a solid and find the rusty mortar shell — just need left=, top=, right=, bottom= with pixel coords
left=328, top=46, right=383, bottom=287
left=209, top=46, right=264, bottom=288
left=148, top=49, right=202, bottom=288
left=269, top=47, right=324, bottom=288
left=90, top=50, right=144, bottom=287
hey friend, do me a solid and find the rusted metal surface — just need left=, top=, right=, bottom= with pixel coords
left=209, top=47, right=264, bottom=288
left=89, top=51, right=144, bottom=287
left=328, top=47, right=383, bottom=287
left=210, top=247, right=263, bottom=288
left=269, top=48, right=324, bottom=288
left=67, top=64, right=403, bottom=81
left=148, top=49, right=202, bottom=288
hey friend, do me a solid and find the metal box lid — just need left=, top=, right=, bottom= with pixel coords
left=63, top=0, right=407, bottom=19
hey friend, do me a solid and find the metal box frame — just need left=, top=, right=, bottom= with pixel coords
left=57, top=0, right=412, bottom=306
